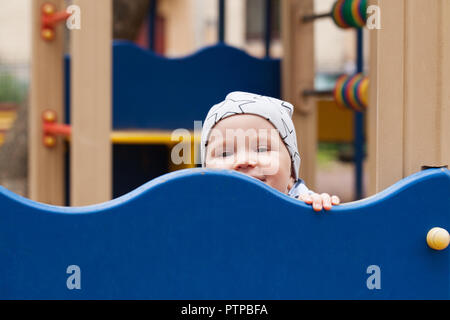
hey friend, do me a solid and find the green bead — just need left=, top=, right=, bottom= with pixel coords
left=343, top=0, right=358, bottom=28
left=360, top=0, right=368, bottom=22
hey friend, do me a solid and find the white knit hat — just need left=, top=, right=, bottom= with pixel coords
left=201, top=91, right=301, bottom=181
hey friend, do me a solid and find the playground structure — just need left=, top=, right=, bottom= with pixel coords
left=28, top=0, right=377, bottom=206
left=0, top=0, right=449, bottom=299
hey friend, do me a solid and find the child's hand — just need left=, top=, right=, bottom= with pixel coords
left=298, top=193, right=340, bottom=212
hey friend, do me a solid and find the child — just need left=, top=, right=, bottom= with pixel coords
left=200, top=91, right=340, bottom=211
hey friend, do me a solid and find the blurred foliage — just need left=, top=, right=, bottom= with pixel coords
left=0, top=72, right=27, bottom=103
left=317, top=142, right=341, bottom=167
left=317, top=142, right=367, bottom=168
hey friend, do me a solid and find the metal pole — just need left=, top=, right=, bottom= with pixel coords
left=218, top=0, right=225, bottom=42
left=148, top=0, right=157, bottom=51
left=354, top=29, right=364, bottom=200
left=302, top=89, right=334, bottom=97
left=264, top=0, right=272, bottom=57
left=302, top=12, right=332, bottom=23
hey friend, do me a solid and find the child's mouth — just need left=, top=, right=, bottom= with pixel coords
left=250, top=175, right=266, bottom=182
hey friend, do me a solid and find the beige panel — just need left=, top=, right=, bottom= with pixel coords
left=370, top=0, right=449, bottom=193
left=441, top=0, right=450, bottom=168
left=226, top=0, right=245, bottom=47
left=281, top=0, right=316, bottom=189
left=29, top=0, right=66, bottom=205
left=160, top=0, right=196, bottom=56
left=368, top=0, right=405, bottom=193
left=71, top=0, right=112, bottom=206
left=404, top=0, right=441, bottom=174
left=367, top=0, right=378, bottom=196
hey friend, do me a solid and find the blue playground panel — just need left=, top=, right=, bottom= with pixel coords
left=0, top=168, right=449, bottom=299
left=65, top=41, right=281, bottom=129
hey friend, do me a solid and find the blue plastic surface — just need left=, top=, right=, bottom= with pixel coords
left=65, top=41, right=281, bottom=130
left=1, top=168, right=449, bottom=299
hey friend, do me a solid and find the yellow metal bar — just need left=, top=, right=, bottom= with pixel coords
left=111, top=130, right=201, bottom=145
left=64, top=130, right=201, bottom=148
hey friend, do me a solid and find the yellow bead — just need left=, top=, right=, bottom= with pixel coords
left=360, top=78, right=369, bottom=107
left=426, top=227, right=450, bottom=251
left=43, top=110, right=56, bottom=122
left=44, top=135, right=56, bottom=148
left=41, top=28, right=54, bottom=41
left=42, top=3, right=55, bottom=15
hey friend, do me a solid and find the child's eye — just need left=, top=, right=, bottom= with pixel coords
left=257, top=146, right=268, bottom=153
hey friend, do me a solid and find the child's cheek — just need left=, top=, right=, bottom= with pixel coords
left=206, top=156, right=234, bottom=169
left=259, top=152, right=280, bottom=176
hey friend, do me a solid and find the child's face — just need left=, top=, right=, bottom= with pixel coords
left=204, top=114, right=294, bottom=194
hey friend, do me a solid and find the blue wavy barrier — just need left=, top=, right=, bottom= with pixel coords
left=0, top=168, right=449, bottom=299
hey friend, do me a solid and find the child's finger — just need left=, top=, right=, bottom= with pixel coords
left=331, top=195, right=340, bottom=205
left=311, top=193, right=322, bottom=212
left=321, top=193, right=332, bottom=210
left=299, top=194, right=313, bottom=204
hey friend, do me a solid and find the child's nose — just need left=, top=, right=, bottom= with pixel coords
left=233, top=152, right=257, bottom=170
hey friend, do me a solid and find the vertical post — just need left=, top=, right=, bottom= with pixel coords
left=29, top=0, right=66, bottom=205
left=71, top=0, right=112, bottom=205
left=442, top=0, right=450, bottom=167
left=368, top=0, right=405, bottom=195
left=264, top=0, right=272, bottom=58
left=403, top=0, right=449, bottom=174
left=148, top=0, right=157, bottom=51
left=354, top=29, right=364, bottom=199
left=218, top=0, right=225, bottom=42
left=281, top=0, right=316, bottom=189
left=368, top=0, right=449, bottom=194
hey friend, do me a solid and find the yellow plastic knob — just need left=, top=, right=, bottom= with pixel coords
left=42, top=3, right=55, bottom=15
left=41, top=28, right=55, bottom=41
left=43, top=135, right=56, bottom=148
left=43, top=110, right=56, bottom=123
left=426, top=227, right=450, bottom=251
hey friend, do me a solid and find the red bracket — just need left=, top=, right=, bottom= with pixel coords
left=41, top=2, right=71, bottom=41
left=42, top=110, right=71, bottom=147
